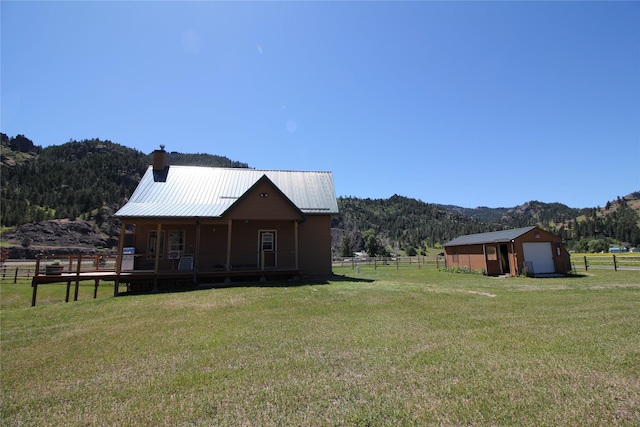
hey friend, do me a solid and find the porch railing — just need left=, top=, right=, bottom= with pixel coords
left=31, top=250, right=298, bottom=277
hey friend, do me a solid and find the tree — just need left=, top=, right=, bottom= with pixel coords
left=340, top=235, right=353, bottom=258
left=21, top=236, right=31, bottom=248
left=362, top=229, right=382, bottom=257
left=405, top=245, right=417, bottom=256
left=587, top=239, right=608, bottom=253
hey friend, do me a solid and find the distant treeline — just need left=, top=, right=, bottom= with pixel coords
left=2, top=134, right=639, bottom=251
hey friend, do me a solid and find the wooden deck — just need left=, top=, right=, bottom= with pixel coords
left=30, top=268, right=299, bottom=306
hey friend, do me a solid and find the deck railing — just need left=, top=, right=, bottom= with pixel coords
left=24, top=251, right=299, bottom=277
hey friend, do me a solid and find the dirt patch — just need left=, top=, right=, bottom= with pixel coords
left=467, top=290, right=496, bottom=298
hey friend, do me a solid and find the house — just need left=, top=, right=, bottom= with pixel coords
left=442, top=226, right=571, bottom=277
left=113, top=148, right=338, bottom=290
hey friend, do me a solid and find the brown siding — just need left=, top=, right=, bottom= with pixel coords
left=198, top=224, right=228, bottom=269
left=298, top=215, right=333, bottom=277
left=227, top=220, right=297, bottom=269
left=444, top=244, right=487, bottom=272
left=225, top=180, right=304, bottom=221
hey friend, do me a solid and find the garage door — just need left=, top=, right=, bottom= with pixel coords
left=522, top=242, right=555, bottom=274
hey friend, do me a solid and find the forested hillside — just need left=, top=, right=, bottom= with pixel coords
left=2, top=134, right=639, bottom=254
left=333, top=195, right=499, bottom=255
left=1, top=134, right=248, bottom=235
left=334, top=194, right=640, bottom=255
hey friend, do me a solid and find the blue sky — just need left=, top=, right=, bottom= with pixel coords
left=2, top=1, right=639, bottom=209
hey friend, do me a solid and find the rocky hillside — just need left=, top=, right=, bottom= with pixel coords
left=2, top=219, right=115, bottom=258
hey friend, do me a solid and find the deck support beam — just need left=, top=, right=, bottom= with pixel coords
left=31, top=282, right=38, bottom=307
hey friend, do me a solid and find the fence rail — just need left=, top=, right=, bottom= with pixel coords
left=570, top=255, right=640, bottom=272
left=2, top=264, right=37, bottom=283
left=3, top=254, right=638, bottom=283
left=332, top=256, right=445, bottom=270
left=1, top=255, right=118, bottom=283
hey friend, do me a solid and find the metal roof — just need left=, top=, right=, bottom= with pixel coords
left=115, top=165, right=339, bottom=218
left=442, top=226, right=537, bottom=247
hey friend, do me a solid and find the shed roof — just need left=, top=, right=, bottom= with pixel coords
left=443, top=226, right=537, bottom=247
left=115, top=165, right=339, bottom=218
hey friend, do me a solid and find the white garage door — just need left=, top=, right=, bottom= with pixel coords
left=522, top=242, right=555, bottom=274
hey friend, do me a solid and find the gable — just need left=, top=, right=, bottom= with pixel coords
left=223, top=175, right=305, bottom=220
left=518, top=227, right=562, bottom=243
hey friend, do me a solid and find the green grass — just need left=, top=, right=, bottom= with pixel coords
left=2, top=268, right=639, bottom=426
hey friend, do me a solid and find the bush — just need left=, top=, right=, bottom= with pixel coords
left=441, top=266, right=483, bottom=275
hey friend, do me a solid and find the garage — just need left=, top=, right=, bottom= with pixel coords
left=522, top=242, right=555, bottom=274
left=443, top=226, right=570, bottom=277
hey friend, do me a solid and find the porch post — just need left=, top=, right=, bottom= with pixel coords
left=294, top=220, right=299, bottom=270
left=194, top=220, right=201, bottom=283
left=226, top=220, right=232, bottom=272
left=115, top=221, right=126, bottom=297
left=154, top=224, right=162, bottom=273
left=153, top=223, right=162, bottom=293
left=116, top=221, right=126, bottom=274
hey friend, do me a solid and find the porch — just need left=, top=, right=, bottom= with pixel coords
left=30, top=253, right=299, bottom=306
left=116, top=218, right=302, bottom=276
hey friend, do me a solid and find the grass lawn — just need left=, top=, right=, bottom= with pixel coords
left=1, top=267, right=639, bottom=426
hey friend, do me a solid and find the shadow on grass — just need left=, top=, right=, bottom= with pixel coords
left=327, top=274, right=375, bottom=283
left=532, top=272, right=590, bottom=279
left=118, top=273, right=373, bottom=296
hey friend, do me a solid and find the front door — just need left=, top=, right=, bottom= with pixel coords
left=259, top=230, right=277, bottom=269
left=499, top=244, right=511, bottom=275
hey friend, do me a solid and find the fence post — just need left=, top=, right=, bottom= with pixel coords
left=396, top=257, right=399, bottom=270
left=613, top=254, right=617, bottom=272
left=14, top=267, right=19, bottom=283
left=74, top=255, right=82, bottom=301
left=584, top=256, right=588, bottom=271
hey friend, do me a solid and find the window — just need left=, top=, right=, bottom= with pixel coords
left=148, top=230, right=165, bottom=258
left=169, top=230, right=186, bottom=253
left=261, top=231, right=275, bottom=251
left=486, top=245, right=497, bottom=261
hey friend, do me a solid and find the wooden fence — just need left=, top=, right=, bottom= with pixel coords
left=570, top=255, right=640, bottom=272
left=332, top=256, right=445, bottom=270
left=3, top=254, right=637, bottom=283
left=1, top=264, right=38, bottom=283
left=1, top=255, right=118, bottom=283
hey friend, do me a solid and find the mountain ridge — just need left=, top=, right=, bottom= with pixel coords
left=2, top=134, right=639, bottom=255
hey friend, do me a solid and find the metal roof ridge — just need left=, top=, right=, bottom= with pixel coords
left=165, top=165, right=333, bottom=173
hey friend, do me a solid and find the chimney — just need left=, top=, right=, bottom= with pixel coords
left=153, top=144, right=169, bottom=171
left=152, top=145, right=170, bottom=182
